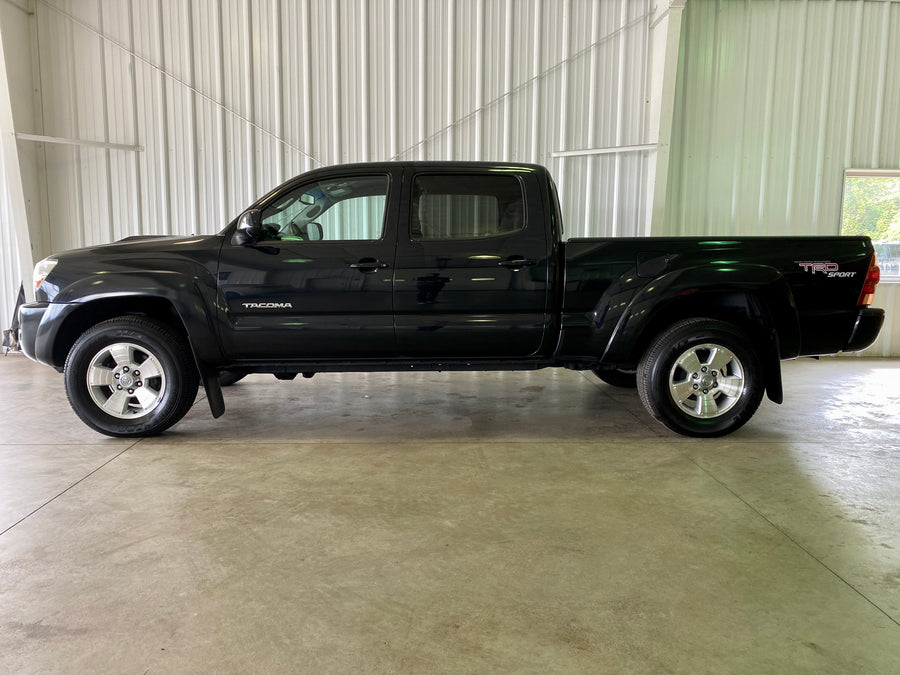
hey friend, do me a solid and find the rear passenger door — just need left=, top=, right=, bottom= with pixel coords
left=392, top=169, right=552, bottom=358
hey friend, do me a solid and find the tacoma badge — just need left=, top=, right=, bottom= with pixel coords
left=242, top=302, right=293, bottom=309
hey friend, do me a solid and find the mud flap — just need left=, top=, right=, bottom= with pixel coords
left=199, top=365, right=225, bottom=418
left=764, top=332, right=784, bottom=405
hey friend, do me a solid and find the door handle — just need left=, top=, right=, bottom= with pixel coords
left=498, top=257, right=536, bottom=269
left=349, top=258, right=389, bottom=272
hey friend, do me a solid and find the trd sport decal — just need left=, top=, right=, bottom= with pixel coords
left=796, top=261, right=857, bottom=278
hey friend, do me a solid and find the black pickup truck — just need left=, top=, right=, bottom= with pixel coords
left=19, top=162, right=883, bottom=438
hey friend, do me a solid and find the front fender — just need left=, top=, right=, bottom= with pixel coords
left=44, top=264, right=224, bottom=367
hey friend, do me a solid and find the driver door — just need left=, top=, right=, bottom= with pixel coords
left=217, top=170, right=400, bottom=359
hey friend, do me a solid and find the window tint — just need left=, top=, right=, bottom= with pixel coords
left=410, top=174, right=525, bottom=241
left=260, top=175, right=389, bottom=242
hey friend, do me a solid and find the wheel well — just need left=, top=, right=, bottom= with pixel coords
left=621, top=291, right=776, bottom=368
left=52, top=297, right=190, bottom=368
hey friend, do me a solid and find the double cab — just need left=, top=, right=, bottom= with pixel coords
left=19, top=162, right=884, bottom=438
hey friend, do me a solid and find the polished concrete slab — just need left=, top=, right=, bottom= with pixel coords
left=1, top=353, right=898, bottom=672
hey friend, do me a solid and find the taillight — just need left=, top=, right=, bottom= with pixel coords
left=858, top=252, right=880, bottom=306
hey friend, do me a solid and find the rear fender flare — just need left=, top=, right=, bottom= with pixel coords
left=598, top=265, right=799, bottom=404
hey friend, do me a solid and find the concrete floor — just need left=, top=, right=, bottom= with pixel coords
left=1, top=354, right=898, bottom=673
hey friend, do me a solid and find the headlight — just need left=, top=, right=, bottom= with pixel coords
left=33, top=256, right=57, bottom=291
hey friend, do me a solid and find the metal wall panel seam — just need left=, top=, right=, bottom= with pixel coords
left=359, top=0, right=369, bottom=162
left=648, top=0, right=683, bottom=237
left=612, top=0, right=627, bottom=236
left=474, top=0, right=484, bottom=160
left=330, top=0, right=340, bottom=163
left=784, top=0, right=810, bottom=233
left=126, top=0, right=143, bottom=236
left=672, top=1, right=690, bottom=236
left=417, top=0, right=426, bottom=161
left=555, top=0, right=570, bottom=213
left=241, top=0, right=256, bottom=197
left=155, top=0, right=170, bottom=235
left=636, top=0, right=651, bottom=236
left=388, top=0, right=397, bottom=159
left=871, top=0, right=891, bottom=166
left=301, top=0, right=313, bottom=172
left=811, top=0, right=837, bottom=233
left=526, top=0, right=544, bottom=163
left=29, top=0, right=51, bottom=257
left=701, top=0, right=721, bottom=236
left=446, top=0, right=455, bottom=158
left=215, top=0, right=227, bottom=223
left=274, top=0, right=284, bottom=183
left=583, top=0, right=600, bottom=238
left=65, top=7, right=84, bottom=249
left=187, top=0, right=200, bottom=233
left=843, top=1, right=864, bottom=165
left=97, top=0, right=113, bottom=243
left=756, top=0, right=781, bottom=231
left=502, top=0, right=512, bottom=160
left=530, top=0, right=541, bottom=164
left=635, top=2, right=649, bottom=233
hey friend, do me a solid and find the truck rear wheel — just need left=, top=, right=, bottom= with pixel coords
left=637, top=318, right=764, bottom=437
left=64, top=317, right=199, bottom=437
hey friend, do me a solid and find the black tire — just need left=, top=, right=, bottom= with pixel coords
left=218, top=370, right=247, bottom=387
left=64, top=317, right=199, bottom=437
left=593, top=367, right=638, bottom=388
left=637, top=318, right=765, bottom=437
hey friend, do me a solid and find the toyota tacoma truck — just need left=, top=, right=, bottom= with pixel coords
left=18, top=162, right=884, bottom=438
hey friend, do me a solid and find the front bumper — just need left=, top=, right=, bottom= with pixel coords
left=18, top=302, right=73, bottom=367
left=845, top=307, right=885, bottom=353
left=18, top=302, right=48, bottom=362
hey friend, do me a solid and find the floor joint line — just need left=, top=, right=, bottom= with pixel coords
left=0, top=442, right=139, bottom=537
left=686, top=455, right=900, bottom=629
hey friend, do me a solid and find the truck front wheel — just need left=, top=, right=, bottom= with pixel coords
left=64, top=317, right=199, bottom=437
left=637, top=318, right=764, bottom=437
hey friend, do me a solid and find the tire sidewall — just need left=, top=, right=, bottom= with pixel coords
left=65, top=319, right=196, bottom=437
left=639, top=320, right=764, bottom=437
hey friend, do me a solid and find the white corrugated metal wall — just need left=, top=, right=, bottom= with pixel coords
left=3, top=0, right=897, bottom=355
left=0, top=0, right=666, bottom=329
left=0, top=0, right=41, bottom=343
left=38, top=0, right=654, bottom=244
left=665, top=0, right=900, bottom=356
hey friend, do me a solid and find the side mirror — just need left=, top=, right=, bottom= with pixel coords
left=232, top=209, right=262, bottom=246
left=300, top=222, right=324, bottom=241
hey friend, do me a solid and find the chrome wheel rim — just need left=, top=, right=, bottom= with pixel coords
left=668, top=343, right=744, bottom=419
left=86, top=342, right=166, bottom=420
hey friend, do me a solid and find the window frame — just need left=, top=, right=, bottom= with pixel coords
left=840, top=169, right=900, bottom=282
left=257, top=173, right=391, bottom=244
left=409, top=172, right=527, bottom=242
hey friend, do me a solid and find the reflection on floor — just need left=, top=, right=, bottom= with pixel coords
left=1, top=354, right=899, bottom=672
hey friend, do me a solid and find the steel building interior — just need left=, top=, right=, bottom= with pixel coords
left=1, top=0, right=899, bottom=672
